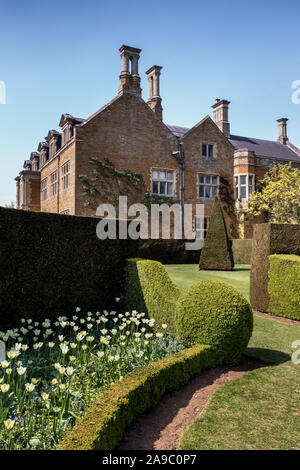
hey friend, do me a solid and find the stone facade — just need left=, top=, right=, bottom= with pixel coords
left=15, top=44, right=300, bottom=239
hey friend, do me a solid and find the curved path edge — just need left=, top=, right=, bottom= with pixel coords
left=117, top=355, right=264, bottom=450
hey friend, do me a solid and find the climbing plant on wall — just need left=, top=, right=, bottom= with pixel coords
left=79, top=157, right=175, bottom=213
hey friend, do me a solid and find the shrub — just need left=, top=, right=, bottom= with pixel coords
left=175, top=280, right=253, bottom=365
left=60, top=344, right=216, bottom=450
left=199, top=197, right=234, bottom=271
left=0, top=207, right=137, bottom=330
left=268, top=254, right=300, bottom=320
left=250, top=223, right=300, bottom=312
left=121, top=258, right=181, bottom=332
left=138, top=239, right=200, bottom=264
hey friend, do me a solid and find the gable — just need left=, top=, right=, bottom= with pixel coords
left=180, top=115, right=234, bottom=150
left=77, top=92, right=178, bottom=149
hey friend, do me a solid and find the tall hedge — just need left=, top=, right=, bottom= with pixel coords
left=199, top=197, right=234, bottom=271
left=0, top=208, right=137, bottom=330
left=121, top=258, right=181, bottom=332
left=268, top=254, right=300, bottom=320
left=250, top=223, right=300, bottom=312
left=138, top=239, right=200, bottom=264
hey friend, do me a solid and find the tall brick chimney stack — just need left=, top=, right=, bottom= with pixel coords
left=277, top=118, right=288, bottom=145
left=212, top=99, right=231, bottom=138
left=118, top=45, right=142, bottom=97
left=146, top=65, right=163, bottom=121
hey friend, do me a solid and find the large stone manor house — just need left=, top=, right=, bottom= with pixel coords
left=15, top=45, right=300, bottom=238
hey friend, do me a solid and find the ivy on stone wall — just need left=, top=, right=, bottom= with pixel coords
left=79, top=157, right=175, bottom=213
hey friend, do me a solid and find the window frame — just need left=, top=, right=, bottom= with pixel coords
left=197, top=173, right=219, bottom=200
left=41, top=177, right=48, bottom=202
left=151, top=168, right=175, bottom=197
left=50, top=170, right=58, bottom=198
left=61, top=161, right=70, bottom=191
left=202, top=143, right=214, bottom=158
left=195, top=216, right=210, bottom=239
left=60, top=209, right=70, bottom=215
left=234, top=173, right=255, bottom=201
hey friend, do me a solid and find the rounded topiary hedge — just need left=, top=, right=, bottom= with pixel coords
left=175, top=280, right=253, bottom=365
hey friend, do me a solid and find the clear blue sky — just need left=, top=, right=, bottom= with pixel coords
left=1, top=0, right=300, bottom=206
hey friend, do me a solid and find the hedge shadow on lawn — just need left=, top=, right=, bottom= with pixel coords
left=245, top=347, right=290, bottom=365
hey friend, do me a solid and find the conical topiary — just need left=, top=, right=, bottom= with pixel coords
left=199, top=197, right=234, bottom=270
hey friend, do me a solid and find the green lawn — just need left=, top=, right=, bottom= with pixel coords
left=166, top=264, right=300, bottom=450
left=165, top=264, right=250, bottom=300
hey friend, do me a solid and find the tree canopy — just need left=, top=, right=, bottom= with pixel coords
left=248, top=162, right=300, bottom=224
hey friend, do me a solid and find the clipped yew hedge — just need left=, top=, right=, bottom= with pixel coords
left=250, top=223, right=300, bottom=312
left=175, top=280, right=253, bottom=365
left=0, top=208, right=137, bottom=330
left=138, top=239, right=200, bottom=264
left=121, top=258, right=181, bottom=332
left=60, top=344, right=216, bottom=450
left=268, top=254, right=300, bottom=320
left=199, top=197, right=234, bottom=271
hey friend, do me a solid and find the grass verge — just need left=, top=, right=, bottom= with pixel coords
left=166, top=264, right=300, bottom=450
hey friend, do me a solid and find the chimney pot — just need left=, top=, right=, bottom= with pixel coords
left=277, top=118, right=288, bottom=145
left=118, top=45, right=142, bottom=96
left=212, top=99, right=231, bottom=138
left=146, top=65, right=163, bottom=121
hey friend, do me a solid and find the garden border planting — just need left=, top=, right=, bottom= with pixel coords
left=60, top=344, right=216, bottom=450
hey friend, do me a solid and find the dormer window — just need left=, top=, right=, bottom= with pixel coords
left=49, top=140, right=56, bottom=158
left=62, top=125, right=73, bottom=145
left=62, top=126, right=68, bottom=145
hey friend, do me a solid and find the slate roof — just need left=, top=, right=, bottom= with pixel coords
left=166, top=124, right=190, bottom=137
left=229, top=135, right=300, bottom=162
left=167, top=124, right=300, bottom=162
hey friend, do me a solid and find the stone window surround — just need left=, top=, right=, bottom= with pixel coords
left=60, top=209, right=71, bottom=215
left=41, top=177, right=48, bottom=202
left=50, top=170, right=58, bottom=198
left=201, top=142, right=215, bottom=159
left=61, top=160, right=71, bottom=191
left=234, top=173, right=255, bottom=201
left=62, top=123, right=73, bottom=146
left=194, top=215, right=210, bottom=239
left=197, top=173, right=220, bottom=200
left=150, top=167, right=177, bottom=197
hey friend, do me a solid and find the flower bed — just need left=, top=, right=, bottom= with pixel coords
left=0, top=308, right=181, bottom=450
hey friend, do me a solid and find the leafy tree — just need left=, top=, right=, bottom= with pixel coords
left=248, top=162, right=300, bottom=223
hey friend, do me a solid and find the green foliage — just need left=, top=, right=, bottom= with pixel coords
left=250, top=223, right=300, bottom=313
left=268, top=254, right=300, bottom=320
left=175, top=280, right=253, bottom=365
left=121, top=259, right=182, bottom=332
left=60, top=344, right=216, bottom=450
left=79, top=157, right=147, bottom=211
left=199, top=197, right=234, bottom=271
left=0, top=207, right=137, bottom=330
left=138, top=239, right=200, bottom=264
left=248, top=162, right=300, bottom=223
